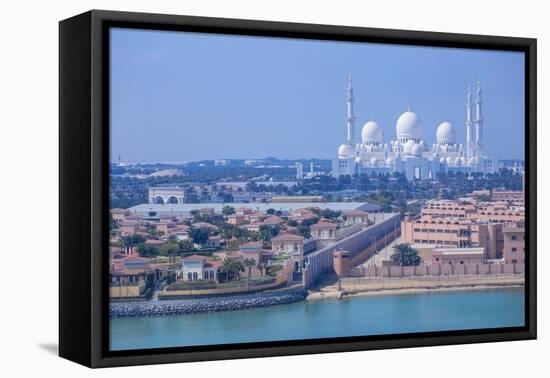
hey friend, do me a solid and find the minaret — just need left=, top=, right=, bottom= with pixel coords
left=346, top=75, right=356, bottom=145
left=465, top=85, right=473, bottom=160
left=474, top=80, right=484, bottom=157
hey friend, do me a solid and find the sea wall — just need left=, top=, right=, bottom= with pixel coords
left=110, top=288, right=308, bottom=318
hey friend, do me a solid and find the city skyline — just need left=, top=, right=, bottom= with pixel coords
left=110, top=28, right=525, bottom=163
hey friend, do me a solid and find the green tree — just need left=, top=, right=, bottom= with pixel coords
left=222, top=205, right=236, bottom=216
left=257, top=262, right=265, bottom=276
left=259, top=224, right=280, bottom=243
left=243, top=258, right=256, bottom=289
left=190, top=227, right=210, bottom=247
left=320, top=209, right=341, bottom=221
left=177, top=239, right=195, bottom=255
left=219, top=257, right=245, bottom=282
left=109, top=214, right=119, bottom=231
left=219, top=223, right=236, bottom=245
left=136, top=243, right=159, bottom=258
left=297, top=224, right=311, bottom=238
left=391, top=243, right=421, bottom=266
left=122, top=234, right=146, bottom=250
left=159, top=243, right=179, bottom=265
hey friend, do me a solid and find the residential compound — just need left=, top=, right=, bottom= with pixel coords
left=401, top=190, right=525, bottom=263
left=108, top=200, right=391, bottom=299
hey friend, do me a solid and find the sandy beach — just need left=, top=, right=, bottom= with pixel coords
left=307, top=275, right=525, bottom=301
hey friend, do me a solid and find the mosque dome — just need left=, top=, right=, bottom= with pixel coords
left=361, top=121, right=382, bottom=143
left=439, top=157, right=447, bottom=164
left=355, top=157, right=362, bottom=164
left=454, top=157, right=461, bottom=166
left=411, top=144, right=422, bottom=156
left=338, top=144, right=355, bottom=159
left=436, top=121, right=456, bottom=144
left=396, top=110, right=423, bottom=140
left=446, top=156, right=453, bottom=164
left=403, top=139, right=416, bottom=155
left=386, top=157, right=395, bottom=166
left=370, top=157, right=378, bottom=166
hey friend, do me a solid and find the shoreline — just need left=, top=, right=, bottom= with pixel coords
left=307, top=281, right=524, bottom=301
left=110, top=280, right=525, bottom=316
left=110, top=288, right=308, bottom=318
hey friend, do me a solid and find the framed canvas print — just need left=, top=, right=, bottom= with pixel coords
left=59, top=10, right=536, bottom=368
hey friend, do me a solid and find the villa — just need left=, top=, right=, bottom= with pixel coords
left=180, top=255, right=221, bottom=282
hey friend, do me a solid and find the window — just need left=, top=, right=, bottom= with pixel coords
left=512, top=247, right=517, bottom=252
left=193, top=272, right=198, bottom=280
left=512, top=259, right=517, bottom=264
left=187, top=272, right=193, bottom=281
left=511, top=235, right=517, bottom=240
left=460, top=261, right=464, bottom=264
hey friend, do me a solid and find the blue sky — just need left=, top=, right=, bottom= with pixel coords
left=110, top=28, right=525, bottom=163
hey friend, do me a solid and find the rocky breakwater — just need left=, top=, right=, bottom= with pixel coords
left=110, top=288, right=308, bottom=318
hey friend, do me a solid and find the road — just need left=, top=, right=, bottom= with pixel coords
left=360, top=236, right=402, bottom=267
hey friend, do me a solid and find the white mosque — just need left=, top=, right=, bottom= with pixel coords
left=332, top=77, right=496, bottom=180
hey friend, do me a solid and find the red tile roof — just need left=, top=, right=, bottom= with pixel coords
left=311, top=221, right=337, bottom=229
left=182, top=254, right=208, bottom=261
left=272, top=233, right=304, bottom=241
left=263, top=215, right=283, bottom=224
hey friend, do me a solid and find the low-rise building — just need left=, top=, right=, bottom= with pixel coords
left=431, top=247, right=485, bottom=265
left=310, top=221, right=337, bottom=247
left=118, top=221, right=139, bottom=237
left=272, top=233, right=305, bottom=257
left=401, top=218, right=504, bottom=259
left=202, top=236, right=221, bottom=249
left=180, top=255, right=220, bottom=282
left=227, top=214, right=246, bottom=226
left=263, top=215, right=284, bottom=226
left=503, top=225, right=525, bottom=264
left=110, top=208, right=129, bottom=222
left=343, top=210, right=370, bottom=226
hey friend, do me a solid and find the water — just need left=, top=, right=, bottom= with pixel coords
left=110, top=288, right=525, bottom=351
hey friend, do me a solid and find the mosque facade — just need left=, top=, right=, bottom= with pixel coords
left=332, top=77, right=496, bottom=180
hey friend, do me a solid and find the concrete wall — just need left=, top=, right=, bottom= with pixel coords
left=161, top=273, right=288, bottom=298
left=302, top=213, right=401, bottom=288
left=110, top=284, right=144, bottom=298
left=354, top=263, right=524, bottom=278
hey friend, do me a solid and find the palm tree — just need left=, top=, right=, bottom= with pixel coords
left=391, top=243, right=421, bottom=266
left=243, top=258, right=256, bottom=289
left=219, top=257, right=245, bottom=283
left=257, top=262, right=265, bottom=276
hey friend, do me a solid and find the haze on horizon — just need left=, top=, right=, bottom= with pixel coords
left=110, top=28, right=525, bottom=163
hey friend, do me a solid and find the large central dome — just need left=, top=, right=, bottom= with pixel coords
left=396, top=110, right=423, bottom=140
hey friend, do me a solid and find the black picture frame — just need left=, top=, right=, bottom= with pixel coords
left=59, top=9, right=537, bottom=368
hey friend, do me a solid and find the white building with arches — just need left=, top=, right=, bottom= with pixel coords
left=332, top=77, right=496, bottom=180
left=148, top=187, right=186, bottom=204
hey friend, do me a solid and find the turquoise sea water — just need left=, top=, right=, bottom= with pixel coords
left=110, top=288, right=525, bottom=351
